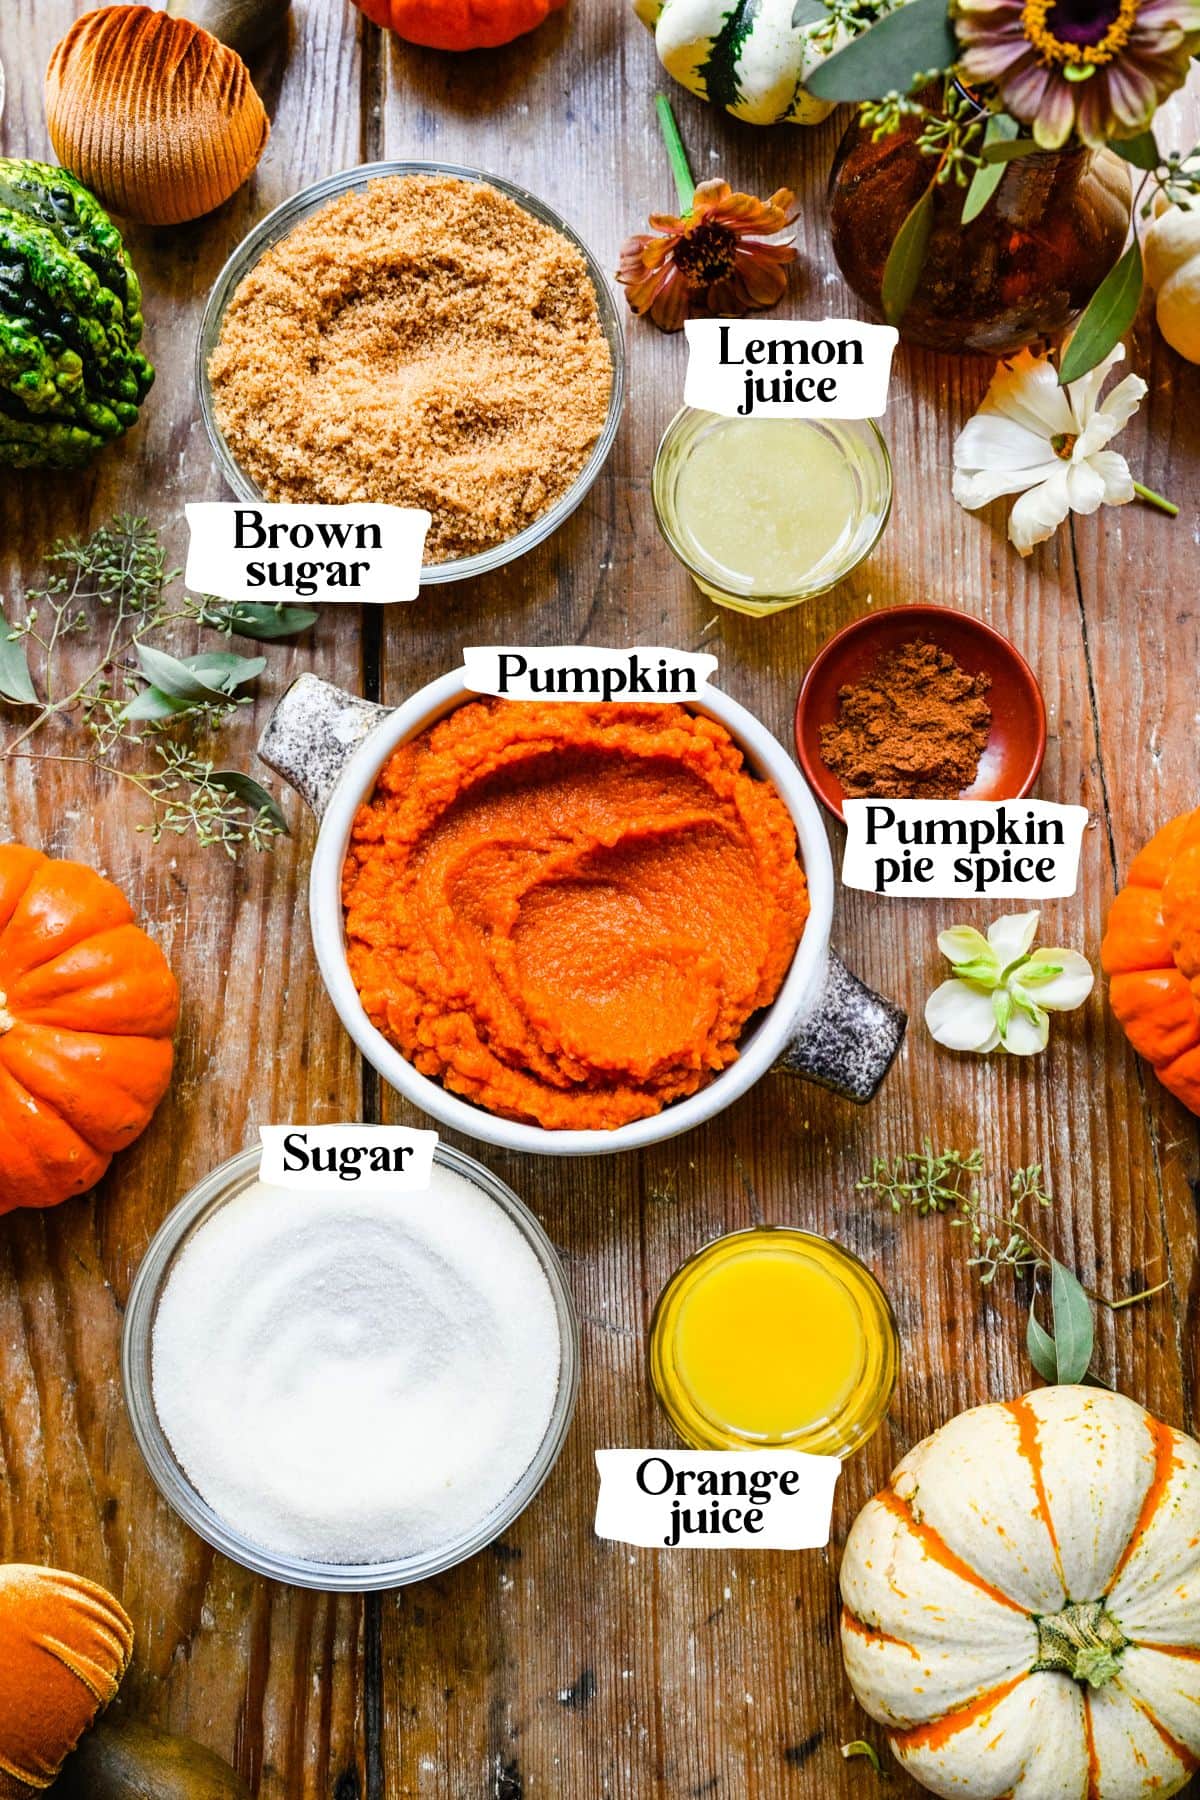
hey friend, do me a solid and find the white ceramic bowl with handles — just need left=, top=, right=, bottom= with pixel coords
left=259, top=673, right=906, bottom=1156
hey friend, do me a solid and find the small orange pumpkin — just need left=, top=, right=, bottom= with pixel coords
left=0, top=845, right=179, bottom=1214
left=0, top=1564, right=133, bottom=1797
left=352, top=0, right=566, bottom=51
left=1101, top=807, right=1200, bottom=1115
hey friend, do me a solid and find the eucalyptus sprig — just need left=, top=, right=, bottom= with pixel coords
left=792, top=0, right=897, bottom=55
left=856, top=1140, right=984, bottom=1216
left=0, top=518, right=316, bottom=857
left=859, top=1146, right=1169, bottom=1384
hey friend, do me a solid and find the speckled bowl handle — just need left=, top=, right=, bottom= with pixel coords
left=258, top=673, right=390, bottom=819
left=774, top=953, right=907, bottom=1105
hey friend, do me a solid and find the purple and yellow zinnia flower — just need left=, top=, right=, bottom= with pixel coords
left=955, top=0, right=1200, bottom=147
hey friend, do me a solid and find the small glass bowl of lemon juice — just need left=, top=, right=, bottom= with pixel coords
left=649, top=1227, right=899, bottom=1456
left=652, top=409, right=893, bottom=617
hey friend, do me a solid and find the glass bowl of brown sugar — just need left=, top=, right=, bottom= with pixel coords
left=197, top=161, right=625, bottom=587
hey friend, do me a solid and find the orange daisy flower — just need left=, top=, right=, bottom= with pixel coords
left=618, top=179, right=799, bottom=333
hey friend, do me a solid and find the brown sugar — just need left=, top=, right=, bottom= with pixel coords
left=208, top=175, right=613, bottom=563
left=818, top=638, right=992, bottom=800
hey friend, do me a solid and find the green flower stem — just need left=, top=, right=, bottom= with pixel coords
left=1133, top=480, right=1178, bottom=517
left=656, top=94, right=695, bottom=214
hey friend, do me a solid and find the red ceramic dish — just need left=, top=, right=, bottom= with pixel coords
left=794, top=604, right=1047, bottom=824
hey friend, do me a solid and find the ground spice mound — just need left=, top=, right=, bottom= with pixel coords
left=208, top=175, right=613, bottom=562
left=342, top=700, right=810, bottom=1132
left=819, top=638, right=992, bottom=800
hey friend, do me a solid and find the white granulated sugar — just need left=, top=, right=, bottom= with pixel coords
left=151, top=1167, right=561, bottom=1565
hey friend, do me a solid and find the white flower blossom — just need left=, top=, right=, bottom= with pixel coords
left=952, top=346, right=1147, bottom=556
left=925, top=910, right=1094, bottom=1056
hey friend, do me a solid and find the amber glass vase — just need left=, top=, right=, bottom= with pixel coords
left=828, top=111, right=1133, bottom=355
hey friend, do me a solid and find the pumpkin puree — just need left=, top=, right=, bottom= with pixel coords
left=342, top=700, right=810, bottom=1130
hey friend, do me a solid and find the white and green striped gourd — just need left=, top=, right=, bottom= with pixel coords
left=633, top=0, right=841, bottom=126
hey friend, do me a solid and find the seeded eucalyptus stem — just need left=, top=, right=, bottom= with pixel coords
left=656, top=94, right=696, bottom=214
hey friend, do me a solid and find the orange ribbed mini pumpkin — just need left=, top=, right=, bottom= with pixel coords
left=45, top=6, right=269, bottom=227
left=1101, top=807, right=1200, bottom=1115
left=0, top=845, right=179, bottom=1214
left=353, top=0, right=566, bottom=51
left=0, top=1564, right=133, bottom=1798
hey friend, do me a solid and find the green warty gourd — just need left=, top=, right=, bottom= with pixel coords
left=0, top=159, right=154, bottom=469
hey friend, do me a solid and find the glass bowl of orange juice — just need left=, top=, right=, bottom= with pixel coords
left=649, top=1227, right=899, bottom=1456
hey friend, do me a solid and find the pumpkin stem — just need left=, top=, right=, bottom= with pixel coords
left=0, top=992, right=13, bottom=1034
left=1034, top=1600, right=1127, bottom=1688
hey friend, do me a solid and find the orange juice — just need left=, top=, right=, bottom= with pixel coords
left=649, top=1228, right=898, bottom=1455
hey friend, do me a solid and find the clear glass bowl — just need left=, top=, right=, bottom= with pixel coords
left=122, top=1143, right=580, bottom=1591
left=196, top=160, right=626, bottom=586
left=651, top=408, right=893, bottom=617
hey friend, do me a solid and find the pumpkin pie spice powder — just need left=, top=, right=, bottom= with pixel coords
left=209, top=175, right=613, bottom=563
left=819, top=638, right=993, bottom=800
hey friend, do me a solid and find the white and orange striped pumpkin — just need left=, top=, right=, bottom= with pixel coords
left=840, top=1387, right=1200, bottom=1798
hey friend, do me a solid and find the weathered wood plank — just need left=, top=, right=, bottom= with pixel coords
left=0, top=3, right=370, bottom=1793
left=368, top=12, right=1200, bottom=1798
left=0, top=1, right=1197, bottom=1795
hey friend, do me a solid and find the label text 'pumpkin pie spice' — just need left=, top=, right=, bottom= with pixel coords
left=842, top=800, right=1089, bottom=898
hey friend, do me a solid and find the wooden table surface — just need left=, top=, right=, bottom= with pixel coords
left=2, top=4, right=1199, bottom=1796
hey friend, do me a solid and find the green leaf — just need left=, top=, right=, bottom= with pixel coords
left=1027, top=1297, right=1059, bottom=1384
left=962, top=115, right=1019, bottom=224
left=209, top=770, right=289, bottom=834
left=1058, top=238, right=1144, bottom=385
left=134, top=643, right=234, bottom=705
left=1049, top=1259, right=1095, bottom=1383
left=133, top=644, right=264, bottom=705
left=980, top=135, right=1042, bottom=164
left=1112, top=129, right=1159, bottom=170
left=881, top=181, right=935, bottom=325
left=806, top=0, right=956, bottom=101
left=120, top=685, right=192, bottom=722
left=0, top=609, right=37, bottom=705
left=184, top=651, right=268, bottom=690
left=792, top=0, right=829, bottom=23
left=200, top=601, right=319, bottom=641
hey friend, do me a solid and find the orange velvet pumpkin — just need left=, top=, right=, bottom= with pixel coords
left=1101, top=807, right=1200, bottom=1115
left=352, top=0, right=566, bottom=51
left=0, top=846, right=179, bottom=1214
left=0, top=1564, right=133, bottom=1797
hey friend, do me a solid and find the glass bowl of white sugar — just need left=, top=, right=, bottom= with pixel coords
left=122, top=1143, right=579, bottom=1590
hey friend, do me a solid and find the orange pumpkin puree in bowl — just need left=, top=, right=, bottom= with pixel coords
left=341, top=700, right=810, bottom=1130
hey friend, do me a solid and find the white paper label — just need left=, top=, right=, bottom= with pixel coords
left=842, top=800, right=1089, bottom=899
left=259, top=1125, right=438, bottom=1190
left=185, top=503, right=431, bottom=605
left=594, top=1450, right=841, bottom=1550
left=462, top=645, right=718, bottom=703
left=684, top=319, right=898, bottom=419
